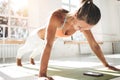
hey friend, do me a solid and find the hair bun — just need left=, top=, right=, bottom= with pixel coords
left=87, top=1, right=91, bottom=4
left=82, top=0, right=93, bottom=3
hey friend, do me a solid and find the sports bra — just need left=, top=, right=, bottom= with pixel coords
left=55, top=17, right=69, bottom=37
left=57, top=17, right=67, bottom=30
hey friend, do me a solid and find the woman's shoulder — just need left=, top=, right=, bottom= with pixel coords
left=47, top=8, right=69, bottom=27
left=49, top=8, right=69, bottom=24
left=51, top=8, right=69, bottom=18
left=54, top=8, right=69, bottom=14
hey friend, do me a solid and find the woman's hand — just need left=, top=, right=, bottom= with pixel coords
left=106, top=65, right=120, bottom=71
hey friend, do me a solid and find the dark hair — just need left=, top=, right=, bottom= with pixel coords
left=76, top=0, right=101, bottom=25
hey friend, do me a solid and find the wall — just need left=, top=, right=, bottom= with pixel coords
left=28, top=0, right=61, bottom=27
left=28, top=0, right=41, bottom=27
left=99, top=0, right=120, bottom=41
left=98, top=0, right=120, bottom=54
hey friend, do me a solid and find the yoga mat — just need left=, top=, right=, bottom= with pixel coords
left=23, top=65, right=120, bottom=80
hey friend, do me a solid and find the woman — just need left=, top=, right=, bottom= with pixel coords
left=38, top=0, right=120, bottom=80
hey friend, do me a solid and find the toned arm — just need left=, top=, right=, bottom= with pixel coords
left=83, top=30, right=120, bottom=71
left=39, top=11, right=61, bottom=77
left=83, top=30, right=109, bottom=66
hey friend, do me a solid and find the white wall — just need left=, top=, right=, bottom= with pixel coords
left=98, top=0, right=120, bottom=53
left=111, top=0, right=120, bottom=40
left=98, top=0, right=120, bottom=41
left=28, top=0, right=41, bottom=27
left=28, top=0, right=61, bottom=27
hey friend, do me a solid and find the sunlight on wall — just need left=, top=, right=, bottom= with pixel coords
left=10, top=0, right=28, bottom=12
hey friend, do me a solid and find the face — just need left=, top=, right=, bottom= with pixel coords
left=72, top=17, right=93, bottom=32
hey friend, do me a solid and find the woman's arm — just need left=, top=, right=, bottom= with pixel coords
left=83, top=30, right=120, bottom=71
left=39, top=13, right=58, bottom=78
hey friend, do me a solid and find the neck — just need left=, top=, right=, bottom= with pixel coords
left=66, top=16, right=74, bottom=24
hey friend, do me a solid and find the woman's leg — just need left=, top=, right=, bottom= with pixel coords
left=30, top=40, right=46, bottom=65
left=16, top=35, right=36, bottom=66
left=16, top=28, right=42, bottom=66
left=29, top=48, right=40, bottom=65
left=16, top=44, right=33, bottom=66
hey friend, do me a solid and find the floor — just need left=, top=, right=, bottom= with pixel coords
left=0, top=54, right=120, bottom=80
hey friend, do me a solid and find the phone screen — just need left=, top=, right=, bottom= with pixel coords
left=83, top=71, right=104, bottom=77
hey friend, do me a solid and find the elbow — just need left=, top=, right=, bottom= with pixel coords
left=46, top=41, right=54, bottom=48
left=90, top=43, right=101, bottom=51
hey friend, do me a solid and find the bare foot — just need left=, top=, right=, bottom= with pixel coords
left=30, top=58, right=35, bottom=65
left=16, top=58, right=22, bottom=66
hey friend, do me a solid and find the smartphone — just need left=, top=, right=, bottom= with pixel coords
left=83, top=71, right=104, bottom=77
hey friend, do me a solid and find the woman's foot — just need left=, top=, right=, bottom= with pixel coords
left=16, top=58, right=22, bottom=66
left=30, top=58, right=35, bottom=65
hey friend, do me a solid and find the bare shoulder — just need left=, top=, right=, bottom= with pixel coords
left=52, top=9, right=69, bottom=17
left=50, top=9, right=69, bottom=26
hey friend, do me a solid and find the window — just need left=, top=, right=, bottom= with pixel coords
left=0, top=0, right=29, bottom=40
left=62, top=0, right=80, bottom=11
